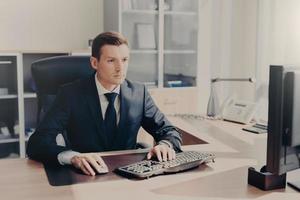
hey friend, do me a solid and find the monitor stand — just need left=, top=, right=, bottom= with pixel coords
left=287, top=168, right=300, bottom=192
left=247, top=166, right=286, bottom=190
left=288, top=180, right=300, bottom=192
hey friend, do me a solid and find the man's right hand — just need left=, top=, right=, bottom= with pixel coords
left=70, top=153, right=108, bottom=176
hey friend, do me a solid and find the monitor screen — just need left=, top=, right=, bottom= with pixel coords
left=267, top=65, right=300, bottom=190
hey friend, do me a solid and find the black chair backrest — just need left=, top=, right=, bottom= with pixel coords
left=31, top=55, right=95, bottom=123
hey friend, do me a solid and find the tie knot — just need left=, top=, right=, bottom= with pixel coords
left=105, top=93, right=118, bottom=104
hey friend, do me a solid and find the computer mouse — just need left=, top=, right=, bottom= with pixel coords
left=93, top=165, right=109, bottom=174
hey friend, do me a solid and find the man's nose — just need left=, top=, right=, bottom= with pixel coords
left=115, top=60, right=123, bottom=70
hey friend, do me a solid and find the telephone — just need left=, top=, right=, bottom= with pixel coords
left=221, top=98, right=256, bottom=124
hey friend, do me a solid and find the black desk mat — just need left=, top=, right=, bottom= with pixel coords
left=44, top=153, right=147, bottom=186
left=44, top=130, right=207, bottom=186
left=178, top=127, right=208, bottom=145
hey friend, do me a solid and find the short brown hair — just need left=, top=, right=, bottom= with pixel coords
left=92, top=31, right=129, bottom=60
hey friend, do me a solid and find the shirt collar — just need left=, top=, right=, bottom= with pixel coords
left=95, top=73, right=120, bottom=96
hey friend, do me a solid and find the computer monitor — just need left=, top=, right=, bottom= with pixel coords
left=267, top=65, right=300, bottom=191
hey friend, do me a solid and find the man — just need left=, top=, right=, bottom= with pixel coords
left=27, top=31, right=182, bottom=176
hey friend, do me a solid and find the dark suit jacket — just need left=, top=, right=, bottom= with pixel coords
left=27, top=75, right=182, bottom=165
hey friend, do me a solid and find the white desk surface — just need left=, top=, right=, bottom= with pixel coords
left=0, top=117, right=299, bottom=200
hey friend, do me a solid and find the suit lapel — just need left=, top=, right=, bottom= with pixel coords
left=113, top=81, right=131, bottom=148
left=83, top=75, right=109, bottom=149
left=118, top=82, right=130, bottom=128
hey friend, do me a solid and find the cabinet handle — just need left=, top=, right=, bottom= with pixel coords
left=0, top=61, right=12, bottom=65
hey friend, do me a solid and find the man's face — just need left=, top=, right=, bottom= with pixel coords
left=91, top=44, right=129, bottom=90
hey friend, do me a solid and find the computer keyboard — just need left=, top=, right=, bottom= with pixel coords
left=242, top=123, right=268, bottom=134
left=253, top=123, right=267, bottom=130
left=115, top=151, right=215, bottom=179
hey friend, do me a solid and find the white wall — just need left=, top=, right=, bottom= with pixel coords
left=0, top=0, right=103, bottom=51
left=255, top=0, right=300, bottom=122
left=193, top=0, right=258, bottom=114
left=257, top=0, right=300, bottom=83
left=194, top=0, right=300, bottom=116
left=197, top=0, right=213, bottom=114
left=207, top=0, right=257, bottom=106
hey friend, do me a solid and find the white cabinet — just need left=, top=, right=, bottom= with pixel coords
left=0, top=53, right=22, bottom=158
left=0, top=52, right=67, bottom=159
left=104, top=0, right=199, bottom=88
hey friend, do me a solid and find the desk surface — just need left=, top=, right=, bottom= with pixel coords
left=0, top=117, right=299, bottom=200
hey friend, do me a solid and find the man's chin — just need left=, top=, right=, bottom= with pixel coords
left=113, top=79, right=125, bottom=85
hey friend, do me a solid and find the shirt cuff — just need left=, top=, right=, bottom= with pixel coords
left=57, top=150, right=80, bottom=165
left=158, top=140, right=173, bottom=149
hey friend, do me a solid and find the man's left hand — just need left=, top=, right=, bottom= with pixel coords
left=147, top=144, right=176, bottom=162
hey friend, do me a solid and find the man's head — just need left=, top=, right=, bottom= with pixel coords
left=91, top=31, right=129, bottom=60
left=90, top=32, right=130, bottom=91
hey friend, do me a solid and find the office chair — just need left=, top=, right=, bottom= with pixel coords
left=31, top=55, right=95, bottom=123
left=31, top=55, right=95, bottom=146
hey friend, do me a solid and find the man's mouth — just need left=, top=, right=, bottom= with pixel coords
left=113, top=74, right=122, bottom=77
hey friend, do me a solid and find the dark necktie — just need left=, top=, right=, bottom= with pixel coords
left=104, top=93, right=118, bottom=145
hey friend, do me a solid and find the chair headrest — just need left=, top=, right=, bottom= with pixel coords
left=31, top=55, right=95, bottom=95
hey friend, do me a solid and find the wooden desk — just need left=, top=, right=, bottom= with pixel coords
left=0, top=117, right=299, bottom=200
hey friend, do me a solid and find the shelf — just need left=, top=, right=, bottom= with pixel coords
left=0, top=137, right=19, bottom=144
left=0, top=94, right=18, bottom=99
left=164, top=50, right=196, bottom=54
left=24, top=92, right=37, bottom=98
left=123, top=10, right=197, bottom=16
left=0, top=61, right=13, bottom=65
left=164, top=11, right=197, bottom=16
left=0, top=52, right=20, bottom=56
left=131, top=49, right=158, bottom=54
left=70, top=50, right=91, bottom=56
left=122, top=10, right=158, bottom=15
left=144, top=82, right=157, bottom=87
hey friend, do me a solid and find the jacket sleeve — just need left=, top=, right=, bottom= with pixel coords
left=26, top=87, right=71, bottom=165
left=141, top=86, right=182, bottom=152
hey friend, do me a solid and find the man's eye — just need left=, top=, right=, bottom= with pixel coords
left=122, top=58, right=128, bottom=62
left=108, top=59, right=114, bottom=62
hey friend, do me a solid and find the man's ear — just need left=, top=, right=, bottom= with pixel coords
left=90, top=57, right=98, bottom=70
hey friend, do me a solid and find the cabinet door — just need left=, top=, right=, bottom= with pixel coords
left=121, top=0, right=159, bottom=87
left=0, top=55, right=20, bottom=158
left=163, top=0, right=198, bottom=87
left=105, top=0, right=199, bottom=88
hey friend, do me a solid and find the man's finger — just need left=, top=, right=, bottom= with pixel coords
left=147, top=150, right=154, bottom=160
left=80, top=164, right=91, bottom=175
left=71, top=156, right=81, bottom=169
left=167, top=148, right=173, bottom=160
left=94, top=154, right=107, bottom=168
left=161, top=147, right=168, bottom=161
left=93, top=154, right=109, bottom=173
left=172, top=149, right=176, bottom=160
left=82, top=158, right=95, bottom=176
left=154, top=148, right=162, bottom=162
left=86, top=156, right=102, bottom=174
left=74, top=158, right=90, bottom=175
left=167, top=149, right=174, bottom=161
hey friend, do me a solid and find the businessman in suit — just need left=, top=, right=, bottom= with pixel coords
left=27, top=31, right=182, bottom=176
